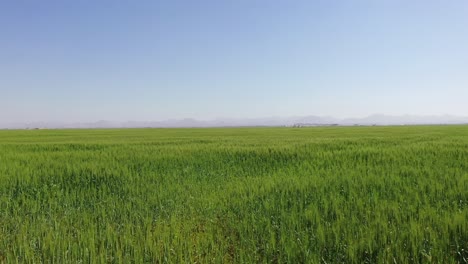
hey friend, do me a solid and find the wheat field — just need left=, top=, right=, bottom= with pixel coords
left=0, top=126, right=467, bottom=263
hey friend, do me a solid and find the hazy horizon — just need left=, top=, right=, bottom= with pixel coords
left=2, top=114, right=468, bottom=129
left=2, top=1, right=467, bottom=123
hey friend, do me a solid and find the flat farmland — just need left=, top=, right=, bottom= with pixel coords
left=0, top=126, right=467, bottom=263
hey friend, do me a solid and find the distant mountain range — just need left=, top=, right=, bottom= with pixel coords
left=1, top=114, right=468, bottom=129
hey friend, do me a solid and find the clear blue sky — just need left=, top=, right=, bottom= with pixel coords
left=1, top=0, right=467, bottom=123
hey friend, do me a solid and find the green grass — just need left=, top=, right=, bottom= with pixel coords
left=0, top=126, right=467, bottom=263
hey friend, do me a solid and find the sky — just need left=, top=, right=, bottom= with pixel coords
left=1, top=0, right=467, bottom=124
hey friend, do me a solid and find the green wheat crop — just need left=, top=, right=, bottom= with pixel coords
left=0, top=126, right=467, bottom=263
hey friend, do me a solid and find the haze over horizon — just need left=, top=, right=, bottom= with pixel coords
left=2, top=114, right=468, bottom=129
left=2, top=1, right=467, bottom=124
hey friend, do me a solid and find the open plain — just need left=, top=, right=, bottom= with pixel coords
left=0, top=126, right=467, bottom=263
